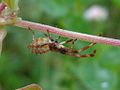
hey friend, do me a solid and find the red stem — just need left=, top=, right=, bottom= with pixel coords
left=15, top=20, right=120, bottom=47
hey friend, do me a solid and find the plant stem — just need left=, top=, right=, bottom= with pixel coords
left=0, top=3, right=6, bottom=13
left=15, top=20, right=120, bottom=47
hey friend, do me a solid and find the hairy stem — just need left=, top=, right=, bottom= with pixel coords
left=15, top=20, right=120, bottom=47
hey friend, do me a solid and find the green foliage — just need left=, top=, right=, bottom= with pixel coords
left=3, top=0, right=19, bottom=9
left=0, top=0, right=120, bottom=90
left=112, top=0, right=120, bottom=8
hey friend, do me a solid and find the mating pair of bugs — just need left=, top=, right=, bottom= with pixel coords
left=28, top=28, right=96, bottom=58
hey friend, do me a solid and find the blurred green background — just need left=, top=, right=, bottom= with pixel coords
left=0, top=0, right=120, bottom=90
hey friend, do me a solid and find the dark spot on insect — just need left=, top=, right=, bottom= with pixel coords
left=55, top=41, right=58, bottom=43
left=51, top=39, right=54, bottom=41
left=72, top=50, right=78, bottom=53
left=89, top=54, right=94, bottom=57
left=59, top=48, right=68, bottom=54
left=94, top=50, right=96, bottom=53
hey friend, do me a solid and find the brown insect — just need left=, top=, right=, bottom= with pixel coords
left=28, top=29, right=96, bottom=58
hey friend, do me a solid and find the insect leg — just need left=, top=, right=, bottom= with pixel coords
left=55, top=36, right=61, bottom=43
left=70, top=39, right=77, bottom=48
left=60, top=39, right=77, bottom=45
left=28, top=27, right=35, bottom=40
left=44, top=30, right=54, bottom=41
left=78, top=42, right=96, bottom=53
left=60, top=39, right=77, bottom=48
left=74, top=50, right=96, bottom=58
